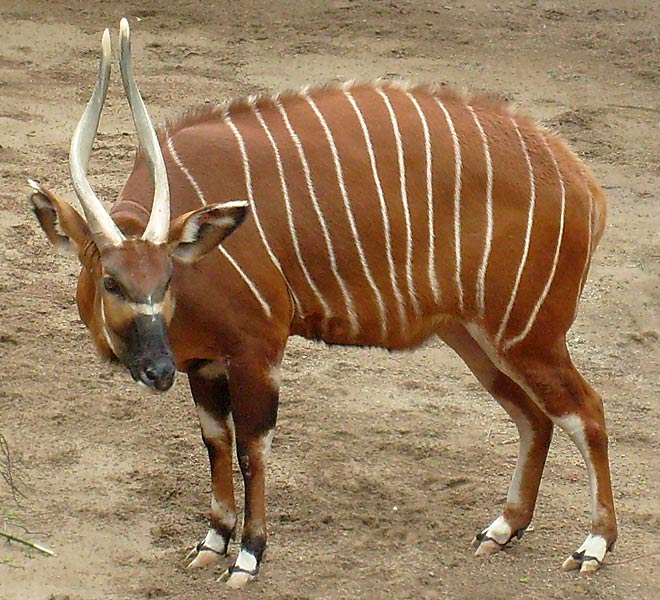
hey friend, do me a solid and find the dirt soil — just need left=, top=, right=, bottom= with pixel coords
left=0, top=1, right=658, bottom=599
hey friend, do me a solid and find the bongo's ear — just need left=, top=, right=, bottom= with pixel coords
left=28, top=179, right=94, bottom=256
left=169, top=201, right=249, bottom=263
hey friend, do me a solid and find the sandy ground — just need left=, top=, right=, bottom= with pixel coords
left=0, top=1, right=658, bottom=599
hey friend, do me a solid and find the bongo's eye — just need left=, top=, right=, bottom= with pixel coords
left=103, top=277, right=122, bottom=295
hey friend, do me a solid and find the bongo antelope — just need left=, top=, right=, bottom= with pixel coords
left=29, top=20, right=616, bottom=588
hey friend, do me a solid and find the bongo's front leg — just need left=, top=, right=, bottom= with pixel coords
left=187, top=366, right=238, bottom=568
left=219, top=354, right=280, bottom=589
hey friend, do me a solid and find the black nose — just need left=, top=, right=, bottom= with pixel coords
left=143, top=357, right=176, bottom=391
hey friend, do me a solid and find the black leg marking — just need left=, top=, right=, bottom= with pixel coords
left=227, top=563, right=259, bottom=577
left=475, top=531, right=504, bottom=550
left=570, top=550, right=603, bottom=566
left=194, top=539, right=228, bottom=557
left=476, top=525, right=526, bottom=548
left=242, top=535, right=266, bottom=564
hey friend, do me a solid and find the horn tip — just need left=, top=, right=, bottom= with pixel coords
left=102, top=28, right=111, bottom=57
left=120, top=17, right=130, bottom=40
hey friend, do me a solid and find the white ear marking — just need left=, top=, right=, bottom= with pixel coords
left=210, top=216, right=239, bottom=228
left=180, top=215, right=202, bottom=244
left=217, top=200, right=249, bottom=210
left=179, top=203, right=246, bottom=246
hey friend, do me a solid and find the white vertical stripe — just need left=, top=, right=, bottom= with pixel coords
left=344, top=90, right=407, bottom=331
left=376, top=87, right=420, bottom=316
left=164, top=128, right=272, bottom=318
left=496, top=119, right=536, bottom=346
left=505, top=134, right=566, bottom=349
left=434, top=99, right=464, bottom=311
left=466, top=106, right=494, bottom=320
left=218, top=250, right=272, bottom=318
left=580, top=184, right=594, bottom=293
left=253, top=107, right=331, bottom=323
left=571, top=184, right=594, bottom=325
left=164, top=127, right=207, bottom=204
left=406, top=91, right=439, bottom=304
left=305, top=94, right=388, bottom=340
left=224, top=112, right=304, bottom=317
left=275, top=100, right=359, bottom=336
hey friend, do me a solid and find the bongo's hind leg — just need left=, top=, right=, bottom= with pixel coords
left=505, top=339, right=617, bottom=573
left=439, top=325, right=554, bottom=555
left=471, top=379, right=554, bottom=556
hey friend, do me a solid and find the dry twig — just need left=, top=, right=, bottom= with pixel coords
left=0, top=530, right=56, bottom=557
left=0, top=432, right=25, bottom=502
